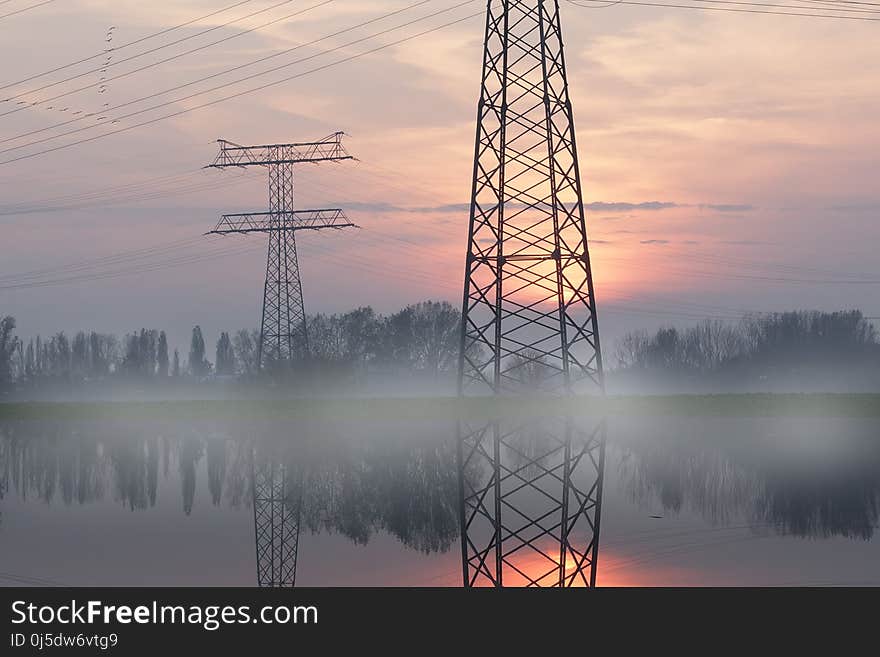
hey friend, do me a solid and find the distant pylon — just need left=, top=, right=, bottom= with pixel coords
left=207, top=133, right=355, bottom=372
left=458, top=1, right=604, bottom=395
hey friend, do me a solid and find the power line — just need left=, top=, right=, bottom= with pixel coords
left=6, top=0, right=874, bottom=161
left=0, top=241, right=264, bottom=291
left=0, top=169, right=264, bottom=216
left=0, top=2, right=486, bottom=165
left=0, top=236, right=212, bottom=283
left=0, top=0, right=252, bottom=91
left=3, top=161, right=877, bottom=315
left=653, top=0, right=880, bottom=14
left=0, top=0, right=303, bottom=112
left=565, top=0, right=880, bottom=19
left=0, top=0, right=447, bottom=151
left=0, top=0, right=56, bottom=21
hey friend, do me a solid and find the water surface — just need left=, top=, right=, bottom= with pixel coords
left=1, top=415, right=878, bottom=586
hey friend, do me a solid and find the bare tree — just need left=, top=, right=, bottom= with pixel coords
left=232, top=329, right=260, bottom=376
left=157, top=332, right=169, bottom=378
left=0, top=316, right=19, bottom=391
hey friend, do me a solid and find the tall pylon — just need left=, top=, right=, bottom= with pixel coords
left=458, top=1, right=604, bottom=395
left=456, top=1, right=607, bottom=588
left=207, top=133, right=355, bottom=372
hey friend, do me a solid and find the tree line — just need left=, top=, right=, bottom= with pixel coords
left=0, top=300, right=461, bottom=392
left=3, top=306, right=879, bottom=394
left=612, top=310, right=880, bottom=391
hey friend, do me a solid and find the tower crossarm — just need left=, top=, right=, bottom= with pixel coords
left=207, top=132, right=353, bottom=168
left=207, top=209, right=356, bottom=235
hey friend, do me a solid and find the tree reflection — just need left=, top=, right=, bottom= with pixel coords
left=2, top=417, right=879, bottom=553
left=616, top=420, right=880, bottom=539
left=0, top=420, right=460, bottom=554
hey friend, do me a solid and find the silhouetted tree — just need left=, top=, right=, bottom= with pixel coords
left=43, top=332, right=71, bottom=380
left=381, top=301, right=459, bottom=376
left=615, top=329, right=650, bottom=369
left=71, top=331, right=88, bottom=381
left=188, top=326, right=209, bottom=378
left=215, top=332, right=236, bottom=376
left=172, top=349, right=180, bottom=378
left=232, top=329, right=260, bottom=376
left=341, top=307, right=381, bottom=369
left=307, top=314, right=345, bottom=363
left=508, top=349, right=554, bottom=390
left=23, top=338, right=35, bottom=382
left=408, top=301, right=460, bottom=377
left=122, top=332, right=142, bottom=377
left=157, top=331, right=169, bottom=378
left=614, top=310, right=880, bottom=391
left=0, top=316, right=18, bottom=392
left=88, top=332, right=118, bottom=377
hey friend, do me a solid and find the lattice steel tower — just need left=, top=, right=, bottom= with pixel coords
left=456, top=1, right=607, bottom=589
left=208, top=133, right=355, bottom=371
left=458, top=0, right=603, bottom=395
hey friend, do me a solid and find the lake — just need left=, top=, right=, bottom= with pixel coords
left=1, top=411, right=878, bottom=586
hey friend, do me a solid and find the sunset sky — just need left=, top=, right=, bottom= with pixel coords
left=1, top=0, right=879, bottom=353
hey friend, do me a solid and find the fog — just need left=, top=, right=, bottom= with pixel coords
left=1, top=413, right=878, bottom=586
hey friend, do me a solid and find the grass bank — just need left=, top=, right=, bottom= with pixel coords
left=1, top=393, right=879, bottom=422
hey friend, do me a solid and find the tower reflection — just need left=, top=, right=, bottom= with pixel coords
left=457, top=416, right=607, bottom=587
left=251, top=445, right=303, bottom=588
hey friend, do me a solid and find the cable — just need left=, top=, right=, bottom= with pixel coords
left=0, top=241, right=264, bottom=291
left=566, top=0, right=880, bottom=19
left=0, top=236, right=213, bottom=283
left=0, top=0, right=56, bottom=21
left=0, top=169, right=264, bottom=216
left=0, top=0, right=303, bottom=111
left=0, top=3, right=487, bottom=165
left=0, top=0, right=252, bottom=91
left=649, top=0, right=880, bottom=14
left=0, top=0, right=458, bottom=152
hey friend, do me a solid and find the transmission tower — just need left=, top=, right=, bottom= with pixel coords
left=207, top=133, right=355, bottom=371
left=251, top=448, right=303, bottom=587
left=458, top=0, right=604, bottom=396
left=456, top=1, right=607, bottom=587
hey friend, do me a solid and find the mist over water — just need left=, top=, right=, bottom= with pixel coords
left=1, top=413, right=878, bottom=586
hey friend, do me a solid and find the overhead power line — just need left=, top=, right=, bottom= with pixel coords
left=566, top=0, right=880, bottom=19
left=0, top=0, right=439, bottom=147
left=0, top=0, right=56, bottom=22
left=0, top=0, right=252, bottom=91
left=0, top=1, right=486, bottom=165
left=0, top=0, right=303, bottom=111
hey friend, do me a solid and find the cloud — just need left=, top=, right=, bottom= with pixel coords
left=701, top=204, right=756, bottom=212
left=332, top=200, right=714, bottom=215
left=827, top=203, right=880, bottom=213
left=640, top=239, right=670, bottom=245
left=586, top=201, right=678, bottom=212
